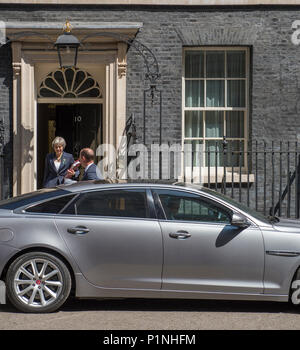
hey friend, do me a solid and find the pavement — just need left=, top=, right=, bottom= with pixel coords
left=0, top=297, right=300, bottom=330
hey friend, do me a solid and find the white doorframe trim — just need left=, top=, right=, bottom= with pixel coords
left=11, top=42, right=127, bottom=195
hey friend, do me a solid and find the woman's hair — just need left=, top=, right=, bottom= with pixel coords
left=52, top=136, right=66, bottom=149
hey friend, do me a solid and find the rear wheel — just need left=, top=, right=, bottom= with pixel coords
left=6, top=252, right=72, bottom=313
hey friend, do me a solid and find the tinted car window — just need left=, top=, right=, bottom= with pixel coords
left=155, top=189, right=231, bottom=223
left=200, top=187, right=270, bottom=224
left=0, top=189, right=71, bottom=210
left=25, top=194, right=77, bottom=214
left=63, top=189, right=150, bottom=218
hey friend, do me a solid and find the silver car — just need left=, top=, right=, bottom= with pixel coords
left=1, top=181, right=300, bottom=313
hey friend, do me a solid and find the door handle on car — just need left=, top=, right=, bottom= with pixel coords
left=67, top=226, right=89, bottom=235
left=169, top=230, right=191, bottom=239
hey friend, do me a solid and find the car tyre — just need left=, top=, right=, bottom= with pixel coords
left=6, top=251, right=72, bottom=313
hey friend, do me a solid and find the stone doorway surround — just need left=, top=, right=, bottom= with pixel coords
left=7, top=22, right=142, bottom=195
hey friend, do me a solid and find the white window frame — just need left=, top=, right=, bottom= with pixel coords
left=182, top=46, right=250, bottom=182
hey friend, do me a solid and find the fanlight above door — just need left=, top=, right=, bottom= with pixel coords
left=38, top=67, right=102, bottom=99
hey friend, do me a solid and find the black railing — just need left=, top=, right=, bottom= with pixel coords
left=125, top=140, right=300, bottom=219
left=180, top=140, right=300, bottom=219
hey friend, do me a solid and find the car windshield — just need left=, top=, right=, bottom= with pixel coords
left=174, top=183, right=271, bottom=224
left=0, top=188, right=70, bottom=210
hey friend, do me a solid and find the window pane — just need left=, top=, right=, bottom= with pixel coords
left=183, top=48, right=248, bottom=170
left=227, top=51, right=246, bottom=78
left=53, top=71, right=66, bottom=91
left=76, top=78, right=95, bottom=94
left=65, top=68, right=74, bottom=90
left=185, top=111, right=203, bottom=138
left=227, top=140, right=245, bottom=167
left=0, top=188, right=68, bottom=210
left=227, top=80, right=245, bottom=107
left=26, top=195, right=76, bottom=214
left=73, top=70, right=86, bottom=91
left=185, top=51, right=204, bottom=78
left=78, top=88, right=101, bottom=98
left=156, top=190, right=231, bottom=223
left=71, top=190, right=150, bottom=218
left=206, top=51, right=225, bottom=78
left=45, top=78, right=63, bottom=94
left=205, top=140, right=224, bottom=167
left=206, top=80, right=224, bottom=107
left=185, top=80, right=204, bottom=107
left=226, top=111, right=244, bottom=138
left=205, top=111, right=224, bottom=138
left=39, top=88, right=61, bottom=98
left=184, top=140, right=204, bottom=167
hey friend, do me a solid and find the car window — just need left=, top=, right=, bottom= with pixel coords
left=25, top=194, right=77, bottom=214
left=155, top=189, right=231, bottom=223
left=62, top=189, right=150, bottom=219
left=0, top=188, right=70, bottom=210
left=200, top=187, right=270, bottom=224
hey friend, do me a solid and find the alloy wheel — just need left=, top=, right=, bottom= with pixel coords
left=13, top=258, right=63, bottom=308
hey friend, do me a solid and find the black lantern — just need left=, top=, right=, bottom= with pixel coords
left=55, top=21, right=80, bottom=69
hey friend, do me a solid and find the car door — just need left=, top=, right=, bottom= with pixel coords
left=153, top=189, right=265, bottom=294
left=55, top=188, right=163, bottom=290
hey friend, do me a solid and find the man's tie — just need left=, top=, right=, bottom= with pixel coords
left=78, top=167, right=85, bottom=181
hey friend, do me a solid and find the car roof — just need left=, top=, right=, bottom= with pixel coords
left=57, top=180, right=205, bottom=193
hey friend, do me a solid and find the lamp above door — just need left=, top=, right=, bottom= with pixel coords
left=54, top=20, right=80, bottom=69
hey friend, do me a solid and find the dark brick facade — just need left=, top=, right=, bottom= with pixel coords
left=0, top=5, right=300, bottom=213
left=0, top=43, right=12, bottom=199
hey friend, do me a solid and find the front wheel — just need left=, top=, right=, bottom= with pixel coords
left=6, top=252, right=72, bottom=313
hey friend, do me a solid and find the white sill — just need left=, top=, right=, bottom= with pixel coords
left=178, top=172, right=255, bottom=184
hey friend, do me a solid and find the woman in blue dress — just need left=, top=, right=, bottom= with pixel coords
left=43, top=136, right=76, bottom=188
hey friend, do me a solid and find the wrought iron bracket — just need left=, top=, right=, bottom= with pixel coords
left=80, top=32, right=161, bottom=88
left=1, top=31, right=54, bottom=48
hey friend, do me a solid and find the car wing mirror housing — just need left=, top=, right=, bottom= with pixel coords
left=231, top=213, right=251, bottom=228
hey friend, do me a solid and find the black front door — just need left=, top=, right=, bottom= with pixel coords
left=37, top=103, right=102, bottom=188
left=55, top=104, right=102, bottom=159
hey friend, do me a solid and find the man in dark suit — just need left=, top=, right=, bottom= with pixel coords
left=66, top=148, right=102, bottom=181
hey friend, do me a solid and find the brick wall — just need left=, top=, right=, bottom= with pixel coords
left=0, top=5, right=300, bottom=204
left=0, top=43, right=12, bottom=198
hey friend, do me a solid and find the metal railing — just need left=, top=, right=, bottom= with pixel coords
left=127, top=140, right=300, bottom=219
left=180, top=140, right=300, bottom=219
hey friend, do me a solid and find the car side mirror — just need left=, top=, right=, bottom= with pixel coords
left=231, top=213, right=251, bottom=228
